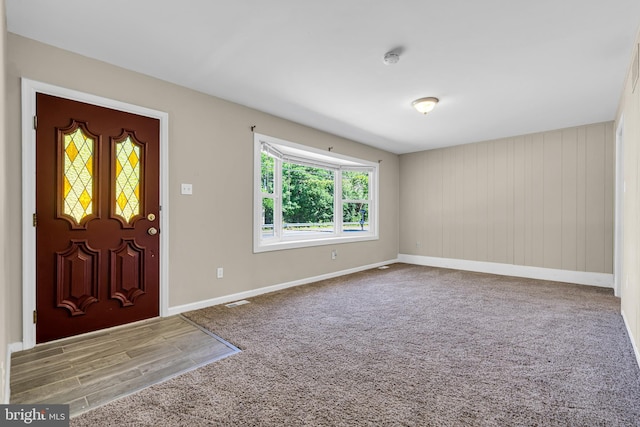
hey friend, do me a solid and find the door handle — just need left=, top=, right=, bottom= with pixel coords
left=147, top=227, right=158, bottom=236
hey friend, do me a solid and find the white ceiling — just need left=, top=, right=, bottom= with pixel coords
left=6, top=1, right=640, bottom=154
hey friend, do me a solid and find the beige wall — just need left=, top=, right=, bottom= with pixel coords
left=4, top=34, right=399, bottom=343
left=617, top=28, right=640, bottom=361
left=399, top=122, right=614, bottom=274
left=1, top=0, right=8, bottom=404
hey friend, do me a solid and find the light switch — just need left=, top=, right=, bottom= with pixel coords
left=181, top=183, right=193, bottom=195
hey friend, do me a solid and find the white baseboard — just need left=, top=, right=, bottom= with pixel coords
left=398, top=254, right=614, bottom=288
left=167, top=259, right=399, bottom=316
left=621, top=309, right=640, bottom=370
left=9, top=343, right=24, bottom=354
left=4, top=342, right=24, bottom=404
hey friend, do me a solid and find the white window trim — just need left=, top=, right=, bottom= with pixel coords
left=253, top=133, right=379, bottom=253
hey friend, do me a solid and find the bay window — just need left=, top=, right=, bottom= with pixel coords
left=254, top=133, right=378, bottom=252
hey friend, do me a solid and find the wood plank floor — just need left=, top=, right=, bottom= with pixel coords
left=9, top=315, right=240, bottom=418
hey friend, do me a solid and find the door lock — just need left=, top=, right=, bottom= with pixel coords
left=147, top=227, right=158, bottom=236
left=147, top=213, right=156, bottom=221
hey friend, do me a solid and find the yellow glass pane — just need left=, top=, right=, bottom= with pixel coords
left=63, top=128, right=94, bottom=224
left=117, top=192, right=128, bottom=210
left=115, top=136, right=141, bottom=223
left=65, top=141, right=79, bottom=162
left=128, top=151, right=139, bottom=168
left=79, top=189, right=92, bottom=210
left=63, top=176, right=71, bottom=198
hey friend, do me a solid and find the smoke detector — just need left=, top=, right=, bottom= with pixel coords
left=383, top=51, right=400, bottom=65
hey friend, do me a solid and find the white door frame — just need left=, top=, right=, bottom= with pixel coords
left=614, top=116, right=624, bottom=298
left=21, top=78, right=170, bottom=350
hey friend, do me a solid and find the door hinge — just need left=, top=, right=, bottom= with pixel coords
left=33, top=310, right=37, bottom=324
left=33, top=213, right=38, bottom=227
left=33, top=115, right=37, bottom=130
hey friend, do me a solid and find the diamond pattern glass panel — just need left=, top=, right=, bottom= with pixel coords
left=115, top=136, right=141, bottom=223
left=63, top=128, right=94, bottom=224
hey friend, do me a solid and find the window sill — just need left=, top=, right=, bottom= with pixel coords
left=254, top=234, right=379, bottom=253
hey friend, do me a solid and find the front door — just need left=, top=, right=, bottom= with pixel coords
left=35, top=93, right=160, bottom=343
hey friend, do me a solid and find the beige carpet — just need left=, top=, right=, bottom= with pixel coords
left=71, top=263, right=640, bottom=426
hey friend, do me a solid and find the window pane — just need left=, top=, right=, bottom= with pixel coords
left=115, top=136, right=141, bottom=223
left=343, top=202, right=368, bottom=232
left=261, top=152, right=274, bottom=194
left=63, top=128, right=94, bottom=224
left=342, top=170, right=369, bottom=200
left=282, top=162, right=334, bottom=235
left=262, top=197, right=274, bottom=238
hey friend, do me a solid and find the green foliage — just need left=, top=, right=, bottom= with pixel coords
left=342, top=171, right=369, bottom=200
left=261, top=153, right=370, bottom=227
left=283, top=163, right=334, bottom=224
left=261, top=153, right=274, bottom=193
left=342, top=171, right=369, bottom=223
left=262, top=197, right=274, bottom=224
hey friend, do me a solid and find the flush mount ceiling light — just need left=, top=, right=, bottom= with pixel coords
left=383, top=51, right=400, bottom=65
left=412, top=97, right=439, bottom=114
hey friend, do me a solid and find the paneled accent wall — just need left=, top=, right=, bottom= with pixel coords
left=399, top=122, right=614, bottom=274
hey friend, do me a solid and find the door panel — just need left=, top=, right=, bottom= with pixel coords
left=36, top=93, right=160, bottom=343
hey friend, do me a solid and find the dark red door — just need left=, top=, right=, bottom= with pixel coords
left=35, top=93, right=160, bottom=343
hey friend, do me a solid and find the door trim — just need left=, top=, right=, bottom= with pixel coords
left=21, top=78, right=170, bottom=350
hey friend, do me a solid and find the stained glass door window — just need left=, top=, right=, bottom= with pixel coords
left=114, top=135, right=143, bottom=225
left=61, top=125, right=96, bottom=226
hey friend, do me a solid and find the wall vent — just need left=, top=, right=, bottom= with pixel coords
left=225, top=300, right=250, bottom=308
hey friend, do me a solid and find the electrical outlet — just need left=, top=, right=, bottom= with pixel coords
left=181, top=183, right=193, bottom=195
left=217, top=267, right=223, bottom=279
left=331, top=250, right=337, bottom=260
